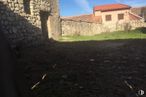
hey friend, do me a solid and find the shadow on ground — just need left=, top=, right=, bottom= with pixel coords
left=18, top=39, right=146, bottom=97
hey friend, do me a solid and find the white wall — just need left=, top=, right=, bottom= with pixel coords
left=94, top=9, right=131, bottom=24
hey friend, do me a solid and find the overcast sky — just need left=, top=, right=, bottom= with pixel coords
left=60, top=0, right=146, bottom=16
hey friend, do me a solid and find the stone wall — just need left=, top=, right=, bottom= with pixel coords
left=61, top=19, right=146, bottom=36
left=0, top=0, right=61, bottom=47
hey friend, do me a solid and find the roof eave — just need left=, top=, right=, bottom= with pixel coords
left=94, top=7, right=131, bottom=12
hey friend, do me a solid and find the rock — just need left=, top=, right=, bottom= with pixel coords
left=62, top=75, right=68, bottom=79
left=104, top=60, right=111, bottom=63
left=12, top=27, right=17, bottom=33
left=79, top=86, right=84, bottom=89
left=52, top=64, right=57, bottom=69
left=74, top=83, right=79, bottom=86
left=90, top=59, right=95, bottom=62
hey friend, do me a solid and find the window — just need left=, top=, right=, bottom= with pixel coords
left=23, top=0, right=31, bottom=14
left=118, top=14, right=124, bottom=20
left=105, top=15, right=111, bottom=21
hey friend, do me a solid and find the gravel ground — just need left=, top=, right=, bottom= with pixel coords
left=18, top=39, right=146, bottom=97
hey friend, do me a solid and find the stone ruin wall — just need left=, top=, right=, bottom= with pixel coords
left=61, top=19, right=146, bottom=36
left=0, top=0, right=61, bottom=47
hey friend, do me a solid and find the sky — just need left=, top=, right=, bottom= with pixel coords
left=60, top=0, right=146, bottom=16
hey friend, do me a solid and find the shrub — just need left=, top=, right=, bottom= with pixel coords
left=135, top=27, right=146, bottom=33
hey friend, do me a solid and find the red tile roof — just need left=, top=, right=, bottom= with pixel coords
left=94, top=4, right=131, bottom=12
left=62, top=14, right=102, bottom=23
left=62, top=12, right=143, bottom=24
left=129, top=12, right=143, bottom=20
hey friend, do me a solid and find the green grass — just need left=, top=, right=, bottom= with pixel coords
left=60, top=29, right=146, bottom=42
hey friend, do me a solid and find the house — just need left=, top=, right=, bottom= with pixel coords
left=131, top=6, right=146, bottom=21
left=61, top=4, right=146, bottom=36
left=63, top=4, right=143, bottom=24
left=93, top=4, right=143, bottom=24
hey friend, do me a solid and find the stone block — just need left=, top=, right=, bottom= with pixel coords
left=19, top=0, right=23, bottom=4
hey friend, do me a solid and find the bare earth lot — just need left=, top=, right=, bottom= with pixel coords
left=18, top=39, right=146, bottom=97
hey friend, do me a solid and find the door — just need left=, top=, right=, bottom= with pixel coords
left=40, top=11, right=49, bottom=39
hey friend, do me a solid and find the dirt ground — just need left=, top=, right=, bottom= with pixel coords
left=17, top=39, right=146, bottom=97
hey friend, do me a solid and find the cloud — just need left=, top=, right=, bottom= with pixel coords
left=74, top=0, right=92, bottom=13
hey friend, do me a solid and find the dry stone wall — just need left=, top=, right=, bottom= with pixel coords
left=61, top=19, right=146, bottom=36
left=0, top=0, right=61, bottom=47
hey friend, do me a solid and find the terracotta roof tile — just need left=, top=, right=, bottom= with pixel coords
left=94, top=4, right=131, bottom=12
left=129, top=12, right=143, bottom=20
left=62, top=14, right=102, bottom=23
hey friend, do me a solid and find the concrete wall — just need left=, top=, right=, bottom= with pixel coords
left=61, top=19, right=146, bottom=36
left=94, top=9, right=130, bottom=24
left=0, top=0, right=61, bottom=47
